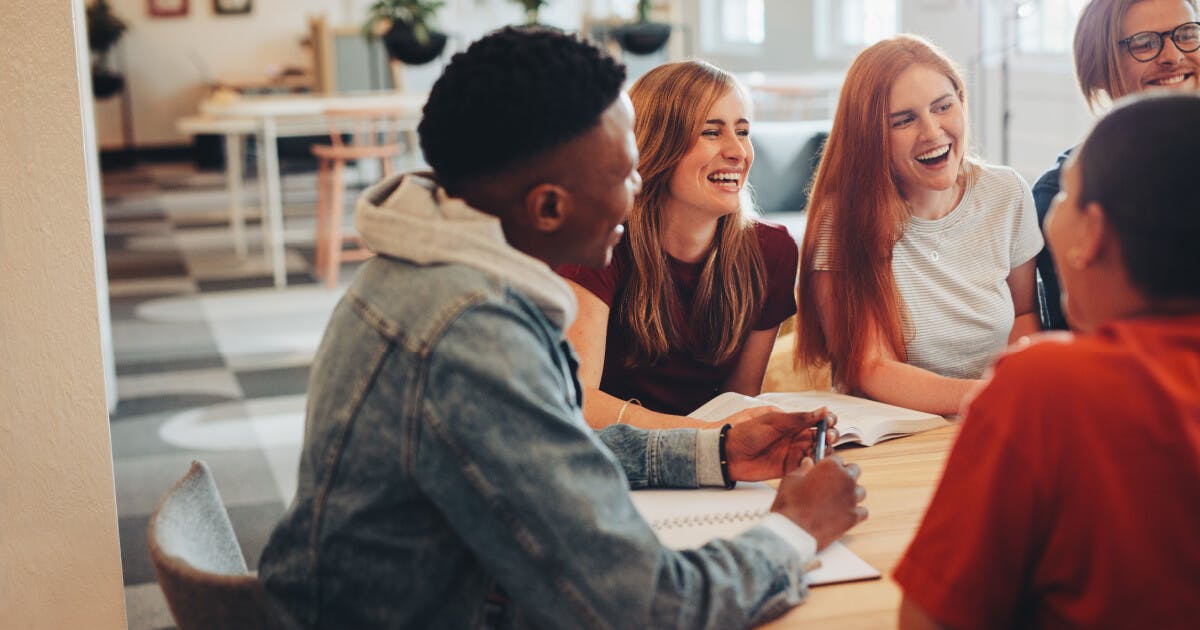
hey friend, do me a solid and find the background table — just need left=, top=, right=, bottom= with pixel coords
left=196, top=91, right=426, bottom=288
left=764, top=423, right=959, bottom=628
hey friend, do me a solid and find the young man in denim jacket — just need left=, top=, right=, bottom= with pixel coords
left=258, top=26, right=867, bottom=628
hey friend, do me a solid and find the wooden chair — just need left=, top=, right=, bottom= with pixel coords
left=147, top=460, right=283, bottom=630
left=311, top=108, right=408, bottom=288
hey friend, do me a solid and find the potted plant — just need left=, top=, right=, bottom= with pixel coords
left=363, top=0, right=448, bottom=66
left=509, top=0, right=548, bottom=25
left=86, top=0, right=128, bottom=98
left=612, top=0, right=672, bottom=56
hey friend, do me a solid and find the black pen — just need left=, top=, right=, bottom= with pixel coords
left=814, top=413, right=828, bottom=462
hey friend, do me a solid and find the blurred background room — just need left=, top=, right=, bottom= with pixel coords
left=4, top=1, right=1091, bottom=627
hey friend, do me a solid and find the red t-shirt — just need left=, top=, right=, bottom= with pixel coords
left=558, top=220, right=798, bottom=415
left=894, top=314, right=1200, bottom=629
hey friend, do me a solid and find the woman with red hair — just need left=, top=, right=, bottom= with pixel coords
left=796, top=35, right=1042, bottom=415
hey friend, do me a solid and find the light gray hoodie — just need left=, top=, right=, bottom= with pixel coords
left=355, top=172, right=577, bottom=329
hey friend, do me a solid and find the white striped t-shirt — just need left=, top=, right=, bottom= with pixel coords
left=812, top=163, right=1044, bottom=379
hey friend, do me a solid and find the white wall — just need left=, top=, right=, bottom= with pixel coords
left=0, top=1, right=126, bottom=627
left=93, top=0, right=588, bottom=149
left=94, top=0, right=345, bottom=148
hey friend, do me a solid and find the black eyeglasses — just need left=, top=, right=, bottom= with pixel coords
left=1119, top=21, right=1200, bottom=62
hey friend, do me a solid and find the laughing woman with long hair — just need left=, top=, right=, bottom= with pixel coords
left=796, top=35, right=1043, bottom=416
left=559, top=61, right=800, bottom=429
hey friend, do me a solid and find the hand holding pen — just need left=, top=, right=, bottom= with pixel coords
left=724, top=407, right=839, bottom=482
left=772, top=407, right=866, bottom=549
left=814, top=409, right=835, bottom=462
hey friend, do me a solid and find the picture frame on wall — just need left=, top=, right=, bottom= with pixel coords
left=214, top=0, right=252, bottom=15
left=147, top=0, right=188, bottom=17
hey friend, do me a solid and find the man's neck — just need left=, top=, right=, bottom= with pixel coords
left=451, top=181, right=554, bottom=266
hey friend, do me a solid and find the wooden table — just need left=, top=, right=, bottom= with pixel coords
left=764, top=424, right=960, bottom=628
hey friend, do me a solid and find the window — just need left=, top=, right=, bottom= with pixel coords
left=701, top=0, right=765, bottom=54
left=720, top=0, right=765, bottom=45
left=1014, top=0, right=1089, bottom=54
left=815, top=0, right=899, bottom=59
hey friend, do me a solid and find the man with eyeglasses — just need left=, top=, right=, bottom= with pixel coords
left=1032, top=0, right=1199, bottom=331
left=1120, top=18, right=1200, bottom=61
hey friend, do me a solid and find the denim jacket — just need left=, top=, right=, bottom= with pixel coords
left=258, top=174, right=810, bottom=628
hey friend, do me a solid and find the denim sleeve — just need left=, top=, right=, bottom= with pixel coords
left=415, top=298, right=807, bottom=628
left=595, top=425, right=725, bottom=489
left=1032, top=149, right=1071, bottom=331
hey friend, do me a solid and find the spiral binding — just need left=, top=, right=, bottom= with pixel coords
left=652, top=509, right=768, bottom=530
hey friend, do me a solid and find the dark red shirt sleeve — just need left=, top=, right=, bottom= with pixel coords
left=557, top=260, right=620, bottom=307
left=753, top=221, right=799, bottom=330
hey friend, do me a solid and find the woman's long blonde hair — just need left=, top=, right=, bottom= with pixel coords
left=796, top=35, right=970, bottom=390
left=622, top=60, right=766, bottom=367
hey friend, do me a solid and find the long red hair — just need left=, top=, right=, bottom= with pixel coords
left=796, top=34, right=969, bottom=390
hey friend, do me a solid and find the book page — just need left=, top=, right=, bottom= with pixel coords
left=687, top=391, right=949, bottom=446
left=630, top=483, right=879, bottom=586
left=756, top=391, right=948, bottom=446
left=687, top=392, right=768, bottom=423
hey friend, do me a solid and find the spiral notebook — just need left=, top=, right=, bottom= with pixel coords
left=631, top=482, right=880, bottom=586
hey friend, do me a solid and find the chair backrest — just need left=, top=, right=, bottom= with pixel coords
left=147, top=460, right=282, bottom=630
left=315, top=107, right=412, bottom=179
left=323, top=107, right=408, bottom=150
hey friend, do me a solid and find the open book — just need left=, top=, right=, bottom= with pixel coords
left=689, top=391, right=950, bottom=447
left=631, top=482, right=879, bottom=586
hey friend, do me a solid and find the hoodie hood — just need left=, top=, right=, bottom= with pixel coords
left=355, top=173, right=577, bottom=329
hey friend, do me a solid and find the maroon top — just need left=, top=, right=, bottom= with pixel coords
left=558, top=220, right=798, bottom=415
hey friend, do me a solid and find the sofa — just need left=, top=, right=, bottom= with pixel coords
left=748, top=119, right=831, bottom=218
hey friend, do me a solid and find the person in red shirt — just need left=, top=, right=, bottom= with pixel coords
left=559, top=60, right=799, bottom=428
left=894, top=93, right=1200, bottom=629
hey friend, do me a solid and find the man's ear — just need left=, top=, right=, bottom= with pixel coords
left=523, top=183, right=571, bottom=234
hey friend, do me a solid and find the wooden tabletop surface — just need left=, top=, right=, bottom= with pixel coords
left=764, top=423, right=960, bottom=629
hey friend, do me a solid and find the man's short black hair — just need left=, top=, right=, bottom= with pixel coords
left=418, top=25, right=626, bottom=189
left=1077, top=93, right=1200, bottom=301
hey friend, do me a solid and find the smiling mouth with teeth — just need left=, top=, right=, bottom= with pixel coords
left=707, top=172, right=742, bottom=186
left=915, top=145, right=951, bottom=166
left=1149, top=72, right=1193, bottom=87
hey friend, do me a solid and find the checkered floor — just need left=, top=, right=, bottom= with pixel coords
left=103, top=161, right=394, bottom=629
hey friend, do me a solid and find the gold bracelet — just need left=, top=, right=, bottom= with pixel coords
left=616, top=398, right=641, bottom=424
